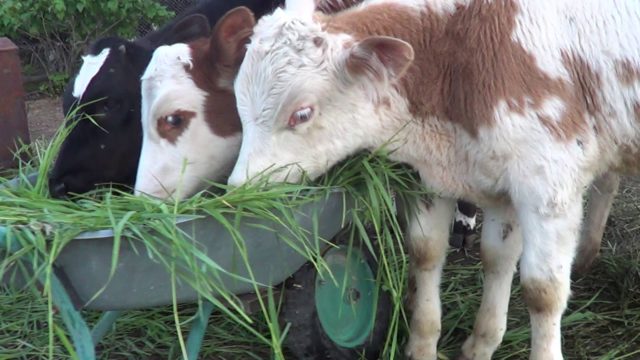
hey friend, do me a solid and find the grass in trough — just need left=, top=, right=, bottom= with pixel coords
left=0, top=114, right=424, bottom=359
left=1, top=111, right=639, bottom=359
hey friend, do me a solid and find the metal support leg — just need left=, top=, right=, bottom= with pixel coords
left=91, top=311, right=122, bottom=344
left=49, top=272, right=95, bottom=360
left=185, top=301, right=215, bottom=360
left=1, top=226, right=96, bottom=360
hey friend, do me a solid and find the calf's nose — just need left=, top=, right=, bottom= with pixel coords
left=49, top=178, right=68, bottom=199
left=226, top=171, right=245, bottom=188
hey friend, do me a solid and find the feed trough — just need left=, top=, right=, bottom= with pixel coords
left=0, top=173, right=392, bottom=360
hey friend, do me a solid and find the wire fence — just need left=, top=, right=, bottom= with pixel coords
left=137, top=0, right=198, bottom=35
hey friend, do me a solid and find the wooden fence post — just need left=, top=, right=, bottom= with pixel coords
left=0, top=37, right=30, bottom=169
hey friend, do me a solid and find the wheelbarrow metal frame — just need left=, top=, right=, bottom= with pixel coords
left=1, top=174, right=354, bottom=359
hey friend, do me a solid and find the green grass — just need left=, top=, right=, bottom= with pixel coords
left=0, top=111, right=424, bottom=359
left=1, top=111, right=639, bottom=359
left=2, top=242, right=638, bottom=360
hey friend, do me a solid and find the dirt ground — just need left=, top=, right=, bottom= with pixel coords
left=25, top=97, right=65, bottom=140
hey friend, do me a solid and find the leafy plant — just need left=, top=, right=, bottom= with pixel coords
left=0, top=0, right=173, bottom=93
left=37, top=72, right=69, bottom=96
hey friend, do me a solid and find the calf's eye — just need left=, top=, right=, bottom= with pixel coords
left=166, top=114, right=183, bottom=127
left=288, top=106, right=314, bottom=128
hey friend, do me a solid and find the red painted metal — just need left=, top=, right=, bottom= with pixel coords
left=0, top=37, right=30, bottom=169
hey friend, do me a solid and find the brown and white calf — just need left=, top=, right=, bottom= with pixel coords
left=225, top=1, right=640, bottom=359
left=134, top=8, right=252, bottom=199
left=133, top=1, right=370, bottom=200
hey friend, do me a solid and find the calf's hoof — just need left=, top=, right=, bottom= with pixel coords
left=405, top=340, right=437, bottom=360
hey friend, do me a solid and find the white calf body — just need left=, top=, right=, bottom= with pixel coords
left=227, top=0, right=640, bottom=359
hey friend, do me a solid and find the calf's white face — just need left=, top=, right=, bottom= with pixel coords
left=136, top=8, right=255, bottom=199
left=227, top=0, right=413, bottom=186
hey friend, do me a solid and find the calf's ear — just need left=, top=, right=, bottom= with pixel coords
left=118, top=41, right=153, bottom=73
left=167, top=14, right=212, bottom=44
left=345, top=36, right=414, bottom=82
left=211, top=7, right=256, bottom=69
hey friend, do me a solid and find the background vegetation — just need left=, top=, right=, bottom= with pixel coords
left=0, top=0, right=173, bottom=95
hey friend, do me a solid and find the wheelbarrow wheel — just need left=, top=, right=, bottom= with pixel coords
left=280, top=231, right=392, bottom=359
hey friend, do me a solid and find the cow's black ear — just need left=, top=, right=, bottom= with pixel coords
left=119, top=41, right=153, bottom=73
left=166, top=14, right=211, bottom=44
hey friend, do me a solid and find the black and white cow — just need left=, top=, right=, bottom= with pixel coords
left=48, top=0, right=282, bottom=198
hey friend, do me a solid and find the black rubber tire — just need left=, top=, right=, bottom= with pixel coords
left=280, top=230, right=392, bottom=360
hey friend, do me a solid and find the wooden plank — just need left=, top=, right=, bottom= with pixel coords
left=0, top=37, right=30, bottom=169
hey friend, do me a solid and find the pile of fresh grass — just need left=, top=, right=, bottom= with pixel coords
left=0, top=120, right=425, bottom=359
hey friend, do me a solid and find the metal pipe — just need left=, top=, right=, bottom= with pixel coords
left=91, top=311, right=123, bottom=345
left=185, top=301, right=215, bottom=360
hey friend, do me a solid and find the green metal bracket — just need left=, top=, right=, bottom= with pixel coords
left=185, top=301, right=215, bottom=360
left=49, top=270, right=96, bottom=360
left=1, top=225, right=96, bottom=360
left=91, top=311, right=122, bottom=345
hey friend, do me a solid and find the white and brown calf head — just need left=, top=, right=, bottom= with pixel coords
left=135, top=8, right=255, bottom=199
left=227, top=0, right=414, bottom=186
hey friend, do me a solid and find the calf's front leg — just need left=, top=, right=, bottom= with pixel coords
left=517, top=197, right=582, bottom=360
left=405, top=198, right=456, bottom=360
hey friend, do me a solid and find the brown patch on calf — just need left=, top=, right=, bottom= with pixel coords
left=323, top=1, right=602, bottom=141
left=634, top=102, right=640, bottom=122
left=186, top=38, right=242, bottom=138
left=616, top=59, right=640, bottom=86
left=502, top=223, right=513, bottom=241
left=157, top=110, right=196, bottom=144
left=562, top=52, right=603, bottom=120
left=407, top=238, right=443, bottom=271
left=521, top=278, right=563, bottom=314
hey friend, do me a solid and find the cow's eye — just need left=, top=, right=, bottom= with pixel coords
left=166, top=114, right=183, bottom=127
left=105, top=99, right=120, bottom=112
left=288, top=106, right=314, bottom=128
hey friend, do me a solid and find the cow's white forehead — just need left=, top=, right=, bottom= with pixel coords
left=72, top=48, right=110, bottom=99
left=237, top=9, right=333, bottom=124
left=141, top=43, right=196, bottom=124
left=142, top=43, right=193, bottom=83
left=250, top=8, right=323, bottom=51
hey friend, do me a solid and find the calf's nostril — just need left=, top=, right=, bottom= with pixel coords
left=49, top=180, right=68, bottom=199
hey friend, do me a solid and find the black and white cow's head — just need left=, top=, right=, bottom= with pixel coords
left=49, top=15, right=211, bottom=198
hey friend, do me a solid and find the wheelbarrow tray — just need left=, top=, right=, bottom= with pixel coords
left=1, top=174, right=351, bottom=311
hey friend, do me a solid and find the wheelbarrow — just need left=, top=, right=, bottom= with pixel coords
left=0, top=174, right=392, bottom=360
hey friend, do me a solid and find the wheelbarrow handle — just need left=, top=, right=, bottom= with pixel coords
left=0, top=225, right=22, bottom=253
left=1, top=224, right=97, bottom=360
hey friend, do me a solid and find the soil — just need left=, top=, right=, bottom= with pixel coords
left=25, top=97, right=65, bottom=141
